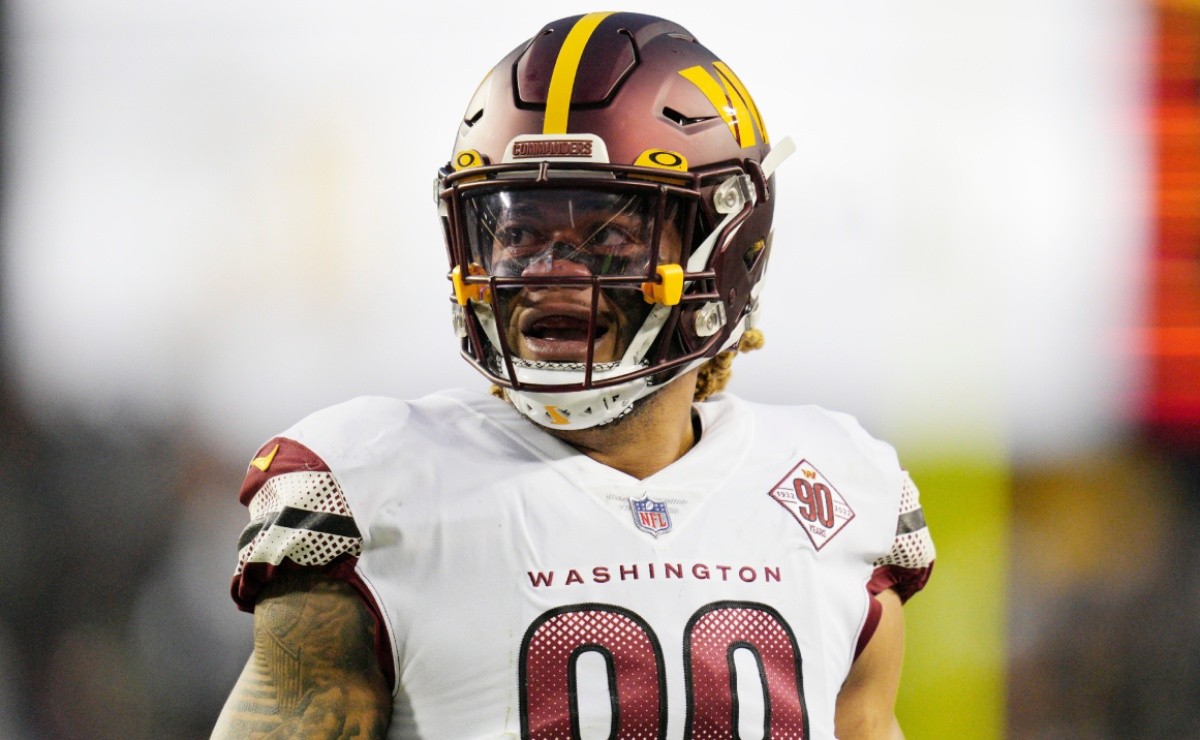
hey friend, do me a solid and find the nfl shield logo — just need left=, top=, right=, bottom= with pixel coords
left=630, top=496, right=672, bottom=537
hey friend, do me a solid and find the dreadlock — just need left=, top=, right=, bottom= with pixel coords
left=692, top=327, right=764, bottom=401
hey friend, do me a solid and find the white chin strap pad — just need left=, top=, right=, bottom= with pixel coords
left=506, top=378, right=653, bottom=430
left=506, top=357, right=708, bottom=431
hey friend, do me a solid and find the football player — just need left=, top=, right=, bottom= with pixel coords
left=214, top=12, right=934, bottom=739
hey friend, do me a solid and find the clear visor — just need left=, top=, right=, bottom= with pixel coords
left=456, top=187, right=689, bottom=378
left=460, top=188, right=682, bottom=279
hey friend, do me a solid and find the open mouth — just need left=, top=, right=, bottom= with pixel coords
left=523, top=315, right=607, bottom=342
left=516, top=307, right=612, bottom=361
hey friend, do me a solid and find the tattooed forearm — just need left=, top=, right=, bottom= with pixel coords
left=213, top=572, right=391, bottom=739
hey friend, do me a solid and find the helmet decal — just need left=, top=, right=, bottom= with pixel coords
left=544, top=11, right=615, bottom=134
left=712, top=61, right=769, bottom=145
left=678, top=63, right=769, bottom=148
left=634, top=149, right=689, bottom=171
left=452, top=150, right=485, bottom=171
left=504, top=133, right=609, bottom=164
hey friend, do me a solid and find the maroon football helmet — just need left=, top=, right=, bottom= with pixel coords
left=436, top=11, right=790, bottom=429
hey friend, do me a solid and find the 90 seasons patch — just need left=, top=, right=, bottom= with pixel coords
left=768, top=460, right=855, bottom=550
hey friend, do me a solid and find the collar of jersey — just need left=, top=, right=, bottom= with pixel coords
left=441, top=387, right=755, bottom=498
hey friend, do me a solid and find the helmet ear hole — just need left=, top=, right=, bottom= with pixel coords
left=743, top=239, right=766, bottom=270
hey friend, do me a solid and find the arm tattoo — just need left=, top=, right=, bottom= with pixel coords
left=262, top=607, right=302, bottom=713
left=213, top=572, right=391, bottom=738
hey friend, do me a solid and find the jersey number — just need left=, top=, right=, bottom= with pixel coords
left=519, top=601, right=809, bottom=739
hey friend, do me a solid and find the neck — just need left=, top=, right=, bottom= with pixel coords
left=547, top=368, right=702, bottom=480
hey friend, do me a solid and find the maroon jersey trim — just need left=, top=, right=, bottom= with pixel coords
left=239, top=437, right=332, bottom=505
left=853, top=594, right=884, bottom=661
left=868, top=562, right=934, bottom=604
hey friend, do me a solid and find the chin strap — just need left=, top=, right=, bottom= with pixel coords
left=761, top=136, right=795, bottom=179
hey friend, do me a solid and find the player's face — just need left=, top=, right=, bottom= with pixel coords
left=464, top=189, right=682, bottom=364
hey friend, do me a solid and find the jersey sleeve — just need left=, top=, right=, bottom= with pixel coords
left=868, top=470, right=935, bottom=603
left=229, top=436, right=365, bottom=612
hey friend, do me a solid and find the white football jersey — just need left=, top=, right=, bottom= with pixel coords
left=232, top=389, right=934, bottom=739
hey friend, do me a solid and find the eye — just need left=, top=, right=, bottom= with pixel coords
left=496, top=225, right=543, bottom=251
left=588, top=225, right=636, bottom=250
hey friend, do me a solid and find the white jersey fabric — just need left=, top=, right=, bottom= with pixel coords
left=231, top=388, right=935, bottom=739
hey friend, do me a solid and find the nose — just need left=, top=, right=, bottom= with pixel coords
left=520, top=241, right=593, bottom=277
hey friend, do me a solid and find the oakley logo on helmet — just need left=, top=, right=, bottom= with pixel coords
left=634, top=149, right=689, bottom=171
left=453, top=150, right=485, bottom=170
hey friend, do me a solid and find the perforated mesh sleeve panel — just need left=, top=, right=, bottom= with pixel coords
left=869, top=472, right=935, bottom=602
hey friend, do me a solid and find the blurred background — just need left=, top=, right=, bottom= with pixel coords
left=0, top=0, right=1196, bottom=737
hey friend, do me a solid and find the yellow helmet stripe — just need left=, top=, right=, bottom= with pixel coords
left=679, top=65, right=755, bottom=148
left=721, top=73, right=755, bottom=147
left=544, top=11, right=614, bottom=135
left=714, top=61, right=769, bottom=145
